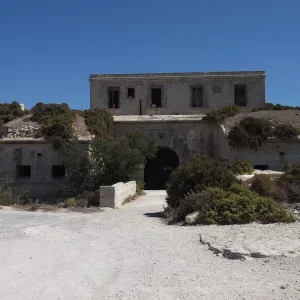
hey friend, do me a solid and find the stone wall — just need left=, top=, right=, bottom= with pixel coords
left=99, top=181, right=136, bottom=208
left=90, top=71, right=265, bottom=115
left=231, top=139, right=300, bottom=171
left=114, top=117, right=220, bottom=164
left=0, top=140, right=89, bottom=198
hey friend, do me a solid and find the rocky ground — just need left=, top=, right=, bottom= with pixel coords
left=1, top=190, right=300, bottom=300
left=224, top=110, right=300, bottom=132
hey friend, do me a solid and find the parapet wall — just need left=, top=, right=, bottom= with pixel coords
left=99, top=181, right=136, bottom=208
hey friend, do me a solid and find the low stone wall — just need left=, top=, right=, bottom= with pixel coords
left=99, top=181, right=136, bottom=209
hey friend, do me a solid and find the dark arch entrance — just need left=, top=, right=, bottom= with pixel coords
left=144, top=147, right=179, bottom=190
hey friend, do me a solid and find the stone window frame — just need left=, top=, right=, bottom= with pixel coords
left=234, top=84, right=248, bottom=107
left=190, top=85, right=205, bottom=108
left=127, top=87, right=135, bottom=99
left=16, top=165, right=31, bottom=179
left=107, top=86, right=120, bottom=109
left=147, top=84, right=166, bottom=109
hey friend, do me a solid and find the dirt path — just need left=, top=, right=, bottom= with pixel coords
left=0, top=191, right=300, bottom=300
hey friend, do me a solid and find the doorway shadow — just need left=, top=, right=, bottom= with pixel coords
left=144, top=147, right=179, bottom=190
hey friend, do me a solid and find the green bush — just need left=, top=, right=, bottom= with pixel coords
left=31, top=102, right=76, bottom=149
left=274, top=124, right=300, bottom=140
left=0, top=101, right=25, bottom=125
left=250, top=174, right=274, bottom=196
left=281, top=163, right=300, bottom=185
left=171, top=184, right=295, bottom=225
left=0, top=183, right=22, bottom=206
left=203, top=105, right=240, bottom=123
left=60, top=131, right=156, bottom=193
left=230, top=159, right=254, bottom=175
left=76, top=190, right=99, bottom=207
left=65, top=197, right=77, bottom=207
left=166, top=155, right=237, bottom=209
left=83, top=109, right=114, bottom=140
left=228, top=117, right=273, bottom=150
left=250, top=174, right=289, bottom=203
left=31, top=102, right=71, bottom=122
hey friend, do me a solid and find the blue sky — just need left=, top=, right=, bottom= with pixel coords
left=0, top=0, right=299, bottom=110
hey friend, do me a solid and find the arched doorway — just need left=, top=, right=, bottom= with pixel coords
left=144, top=147, right=179, bottom=190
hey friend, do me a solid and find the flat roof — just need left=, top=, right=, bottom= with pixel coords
left=90, top=71, right=265, bottom=80
left=113, top=115, right=205, bottom=123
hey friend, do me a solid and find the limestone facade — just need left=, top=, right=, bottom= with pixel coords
left=90, top=71, right=266, bottom=115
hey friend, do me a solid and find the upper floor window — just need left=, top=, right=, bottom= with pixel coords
left=151, top=87, right=162, bottom=108
left=191, top=86, right=204, bottom=107
left=108, top=87, right=120, bottom=108
left=234, top=84, right=247, bottom=106
left=16, top=165, right=31, bottom=178
left=127, top=87, right=135, bottom=98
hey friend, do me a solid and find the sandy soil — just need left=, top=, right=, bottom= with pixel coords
left=1, top=191, right=300, bottom=300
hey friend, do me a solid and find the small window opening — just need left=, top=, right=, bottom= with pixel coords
left=254, top=165, right=269, bottom=170
left=127, top=88, right=135, bottom=98
left=234, top=84, right=247, bottom=107
left=16, top=165, right=31, bottom=178
left=108, top=87, right=120, bottom=108
left=52, top=165, right=66, bottom=178
left=279, top=152, right=285, bottom=156
left=191, top=87, right=204, bottom=107
left=151, top=87, right=162, bottom=108
left=37, top=153, right=42, bottom=157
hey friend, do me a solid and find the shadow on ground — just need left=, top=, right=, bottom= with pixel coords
left=143, top=212, right=164, bottom=218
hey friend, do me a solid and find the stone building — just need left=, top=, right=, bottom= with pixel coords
left=0, top=115, right=90, bottom=198
left=4, top=70, right=298, bottom=196
left=0, top=140, right=87, bottom=199
left=90, top=71, right=266, bottom=114
left=90, top=70, right=265, bottom=188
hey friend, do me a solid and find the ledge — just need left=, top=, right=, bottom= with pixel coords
left=90, top=71, right=266, bottom=80
left=113, top=115, right=206, bottom=123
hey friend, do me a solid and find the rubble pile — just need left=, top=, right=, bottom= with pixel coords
left=5, top=126, right=40, bottom=139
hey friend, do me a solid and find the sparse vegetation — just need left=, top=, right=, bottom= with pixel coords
left=281, top=163, right=300, bottom=185
left=0, top=183, right=20, bottom=206
left=0, top=181, right=30, bottom=206
left=65, top=197, right=77, bottom=207
left=228, top=117, right=273, bottom=150
left=253, top=103, right=300, bottom=112
left=230, top=159, right=254, bottom=175
left=203, top=105, right=240, bottom=123
left=250, top=174, right=289, bottom=203
left=0, top=101, right=26, bottom=125
left=136, top=181, right=145, bottom=196
left=273, top=124, right=300, bottom=140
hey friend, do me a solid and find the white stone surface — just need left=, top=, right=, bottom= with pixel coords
left=199, top=222, right=300, bottom=259
left=99, top=181, right=136, bottom=208
left=1, top=191, right=300, bottom=299
left=236, top=169, right=284, bottom=181
left=185, top=211, right=199, bottom=224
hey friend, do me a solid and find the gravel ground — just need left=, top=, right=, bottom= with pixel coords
left=1, top=190, right=300, bottom=300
